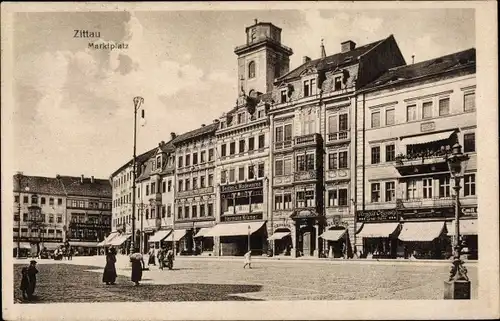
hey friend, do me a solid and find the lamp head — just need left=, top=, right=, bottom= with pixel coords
left=445, top=143, right=470, bottom=178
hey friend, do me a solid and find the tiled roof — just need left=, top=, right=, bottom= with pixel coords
left=58, top=176, right=112, bottom=198
left=13, top=175, right=65, bottom=196
left=110, top=147, right=157, bottom=178
left=364, top=48, right=476, bottom=90
left=276, top=37, right=386, bottom=82
left=172, top=122, right=218, bottom=146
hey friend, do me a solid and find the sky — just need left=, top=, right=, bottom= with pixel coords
left=11, top=8, right=475, bottom=178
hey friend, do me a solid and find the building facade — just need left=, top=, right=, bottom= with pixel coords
left=355, top=48, right=477, bottom=259
left=13, top=173, right=111, bottom=257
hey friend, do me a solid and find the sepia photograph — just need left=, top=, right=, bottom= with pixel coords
left=1, top=1, right=498, bottom=320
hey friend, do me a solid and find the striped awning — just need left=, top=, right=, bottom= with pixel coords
left=109, top=234, right=131, bottom=246
left=165, top=229, right=187, bottom=242
left=148, top=229, right=172, bottom=242
left=357, top=223, right=400, bottom=238
left=399, top=221, right=446, bottom=242
left=194, top=228, right=212, bottom=238
left=320, top=229, right=347, bottom=241
left=204, top=221, right=265, bottom=237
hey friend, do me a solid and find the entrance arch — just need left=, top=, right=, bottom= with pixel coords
left=268, top=228, right=292, bottom=256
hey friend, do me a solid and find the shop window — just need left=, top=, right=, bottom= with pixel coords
left=386, top=145, right=395, bottom=162
left=371, top=111, right=380, bottom=128
left=464, top=174, right=475, bottom=196
left=371, top=146, right=381, bottom=164
left=371, top=183, right=380, bottom=203
left=385, top=182, right=395, bottom=202
left=439, top=176, right=451, bottom=197
left=407, top=104, right=417, bottom=122
left=422, top=178, right=433, bottom=198
left=463, top=92, right=475, bottom=112
left=464, top=133, right=475, bottom=153
left=439, top=98, right=450, bottom=116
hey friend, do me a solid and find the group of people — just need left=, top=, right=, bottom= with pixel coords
left=147, top=246, right=174, bottom=270
left=102, top=246, right=153, bottom=286
left=19, top=260, right=38, bottom=301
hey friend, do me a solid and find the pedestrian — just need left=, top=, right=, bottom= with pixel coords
left=102, top=247, right=117, bottom=285
left=19, top=266, right=29, bottom=300
left=158, top=247, right=165, bottom=270
left=26, top=260, right=38, bottom=300
left=129, top=247, right=145, bottom=286
left=243, top=250, right=252, bottom=269
left=147, top=247, right=156, bottom=266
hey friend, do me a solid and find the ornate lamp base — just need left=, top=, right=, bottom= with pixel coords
left=444, top=257, right=471, bottom=300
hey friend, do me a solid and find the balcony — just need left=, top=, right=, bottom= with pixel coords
left=294, top=170, right=317, bottom=182
left=400, top=197, right=454, bottom=209
left=274, top=174, right=293, bottom=186
left=294, top=133, right=321, bottom=148
left=176, top=186, right=214, bottom=198
left=327, top=131, right=350, bottom=143
left=274, top=140, right=293, bottom=151
left=325, top=169, right=350, bottom=181
left=395, top=154, right=450, bottom=176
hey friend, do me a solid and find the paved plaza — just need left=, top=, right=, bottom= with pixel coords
left=13, top=256, right=478, bottom=302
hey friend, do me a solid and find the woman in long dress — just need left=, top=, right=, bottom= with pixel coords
left=129, top=248, right=145, bottom=286
left=102, top=247, right=117, bottom=285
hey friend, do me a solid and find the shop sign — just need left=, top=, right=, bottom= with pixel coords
left=273, top=222, right=292, bottom=230
left=221, top=180, right=263, bottom=193
left=402, top=208, right=454, bottom=220
left=221, top=213, right=263, bottom=222
left=461, top=207, right=477, bottom=216
left=326, top=216, right=349, bottom=228
left=420, top=121, right=436, bottom=132
left=356, top=209, right=399, bottom=222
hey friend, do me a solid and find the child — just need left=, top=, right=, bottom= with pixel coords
left=243, top=250, right=252, bottom=269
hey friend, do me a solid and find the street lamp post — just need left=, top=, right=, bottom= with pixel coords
left=130, top=96, right=144, bottom=254
left=247, top=225, right=251, bottom=253
left=444, top=143, right=470, bottom=300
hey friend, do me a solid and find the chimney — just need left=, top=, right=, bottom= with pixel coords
left=213, top=119, right=220, bottom=123
left=201, top=124, right=206, bottom=127
left=80, top=175, right=84, bottom=183
left=170, top=132, right=176, bottom=140
left=341, top=40, right=356, bottom=53
left=56, top=174, right=60, bottom=179
left=320, top=39, right=326, bottom=59
left=302, top=56, right=311, bottom=64
left=91, top=176, right=95, bottom=183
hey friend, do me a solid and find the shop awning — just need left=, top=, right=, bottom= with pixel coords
left=69, top=241, right=99, bottom=247
left=399, top=221, right=446, bottom=242
left=205, top=221, right=266, bottom=237
left=13, top=242, right=31, bottom=249
left=320, top=229, right=347, bottom=241
left=401, top=130, right=455, bottom=146
left=165, top=229, right=187, bottom=242
left=43, top=243, right=63, bottom=250
left=109, top=234, right=131, bottom=246
left=148, top=229, right=172, bottom=242
left=267, top=232, right=291, bottom=241
left=99, top=232, right=120, bottom=247
left=357, top=223, right=400, bottom=238
left=446, top=220, right=477, bottom=236
left=194, top=228, right=212, bottom=238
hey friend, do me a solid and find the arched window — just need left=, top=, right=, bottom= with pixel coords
left=248, top=61, right=256, bottom=79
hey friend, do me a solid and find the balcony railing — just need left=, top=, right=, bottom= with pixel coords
left=400, top=197, right=454, bottom=208
left=274, top=140, right=293, bottom=151
left=294, top=170, right=317, bottom=182
left=294, top=133, right=320, bottom=147
left=327, top=131, right=350, bottom=142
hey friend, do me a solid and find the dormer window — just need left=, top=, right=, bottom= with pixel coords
left=280, top=89, right=287, bottom=103
left=334, top=76, right=342, bottom=91
left=151, top=160, right=156, bottom=171
left=237, top=112, right=246, bottom=124
left=220, top=121, right=226, bottom=129
left=248, top=61, right=256, bottom=79
left=303, top=78, right=316, bottom=97
left=156, top=156, right=162, bottom=170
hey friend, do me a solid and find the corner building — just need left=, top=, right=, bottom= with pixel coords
left=355, top=48, right=477, bottom=259
left=268, top=35, right=405, bottom=257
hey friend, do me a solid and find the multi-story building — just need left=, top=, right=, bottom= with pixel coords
left=136, top=137, right=176, bottom=253
left=13, top=173, right=111, bottom=257
left=268, top=35, right=405, bottom=257
left=173, top=124, right=218, bottom=255
left=354, top=48, right=477, bottom=259
left=58, top=175, right=112, bottom=255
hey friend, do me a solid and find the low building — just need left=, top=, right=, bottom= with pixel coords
left=355, top=48, right=477, bottom=259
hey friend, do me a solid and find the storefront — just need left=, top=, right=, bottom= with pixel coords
left=446, top=219, right=477, bottom=259
left=205, top=219, right=267, bottom=256
left=69, top=241, right=99, bottom=256
left=320, top=227, right=350, bottom=258
left=356, top=209, right=401, bottom=258
left=268, top=228, right=292, bottom=256
left=398, top=221, right=449, bottom=259
left=109, top=233, right=132, bottom=254
left=13, top=242, right=32, bottom=258
left=194, top=228, right=215, bottom=255
left=148, top=229, right=172, bottom=249
left=164, top=229, right=187, bottom=254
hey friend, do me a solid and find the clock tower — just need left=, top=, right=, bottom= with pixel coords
left=234, top=20, right=293, bottom=97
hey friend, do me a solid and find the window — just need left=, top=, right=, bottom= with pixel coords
left=386, top=145, right=395, bottom=162
left=246, top=166, right=254, bottom=179
left=338, top=189, right=348, bottom=206
left=275, top=194, right=283, bottom=210
left=192, top=177, right=197, bottom=189
left=146, top=185, right=150, bottom=195
left=258, top=109, right=264, bottom=118
left=464, top=92, right=475, bottom=112
left=167, top=205, right=171, bottom=218
left=423, top=178, right=433, bottom=198
left=258, top=163, right=265, bottom=178
left=258, top=134, right=265, bottom=149
left=284, top=159, right=292, bottom=175
left=156, top=156, right=162, bottom=169
left=192, top=205, right=197, bottom=218
left=439, top=176, right=451, bottom=197
left=306, top=154, right=315, bottom=170
left=371, top=183, right=380, bottom=202
left=200, top=176, right=206, bottom=188
left=239, top=140, right=245, bottom=153
left=275, top=160, right=283, bottom=176
left=162, top=181, right=166, bottom=193
left=57, top=215, right=62, bottom=223
left=306, top=190, right=315, bottom=207
left=284, top=124, right=292, bottom=141
left=239, top=167, right=245, bottom=181
left=151, top=182, right=156, bottom=194
left=238, top=112, right=246, bottom=124
left=49, top=214, right=54, bottom=223
left=284, top=193, right=292, bottom=209
left=371, top=146, right=381, bottom=164
left=296, top=155, right=305, bottom=171
left=14, top=214, right=20, bottom=221
left=303, top=78, right=316, bottom=97
left=185, top=154, right=190, bottom=167
left=334, top=76, right=342, bottom=91
left=328, top=115, right=337, bottom=133
left=184, top=206, right=189, bottom=219
left=230, top=142, right=236, bottom=155
left=208, top=174, right=214, bottom=187
left=385, top=182, right=395, bottom=202
left=328, top=190, right=337, bottom=207
left=15, top=195, right=20, bottom=203
left=407, top=104, right=417, bottom=122
left=208, top=149, right=214, bottom=161
left=49, top=198, right=54, bottom=206
left=229, top=169, right=235, bottom=182
left=200, top=204, right=205, bottom=217
left=328, top=153, right=337, bottom=170
left=161, top=205, right=166, bottom=218
left=221, top=170, right=227, bottom=184
left=185, top=179, right=190, bottom=191
left=280, top=89, right=287, bottom=103
left=201, top=151, right=206, bottom=163
left=207, top=203, right=213, bottom=217
left=248, top=61, right=255, bottom=78
left=275, top=127, right=283, bottom=142
left=386, top=109, right=395, bottom=126
left=338, top=151, right=348, bottom=169
left=221, top=144, right=227, bottom=157
left=178, top=156, right=183, bottom=168
left=439, top=98, right=450, bottom=116
left=248, top=137, right=255, bottom=151
left=302, top=113, right=316, bottom=135
left=193, top=153, right=198, bottom=165
left=23, top=213, right=28, bottom=221
left=151, top=208, right=156, bottom=219
left=422, top=101, right=433, bottom=119
left=464, top=133, right=475, bottom=153
left=339, top=114, right=348, bottom=131
left=464, top=174, right=475, bottom=196
left=41, top=197, right=46, bottom=205
left=178, top=180, right=184, bottom=191
left=371, top=111, right=380, bottom=128
left=177, top=207, right=182, bottom=219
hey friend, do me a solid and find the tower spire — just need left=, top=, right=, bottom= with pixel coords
left=320, top=38, right=326, bottom=59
